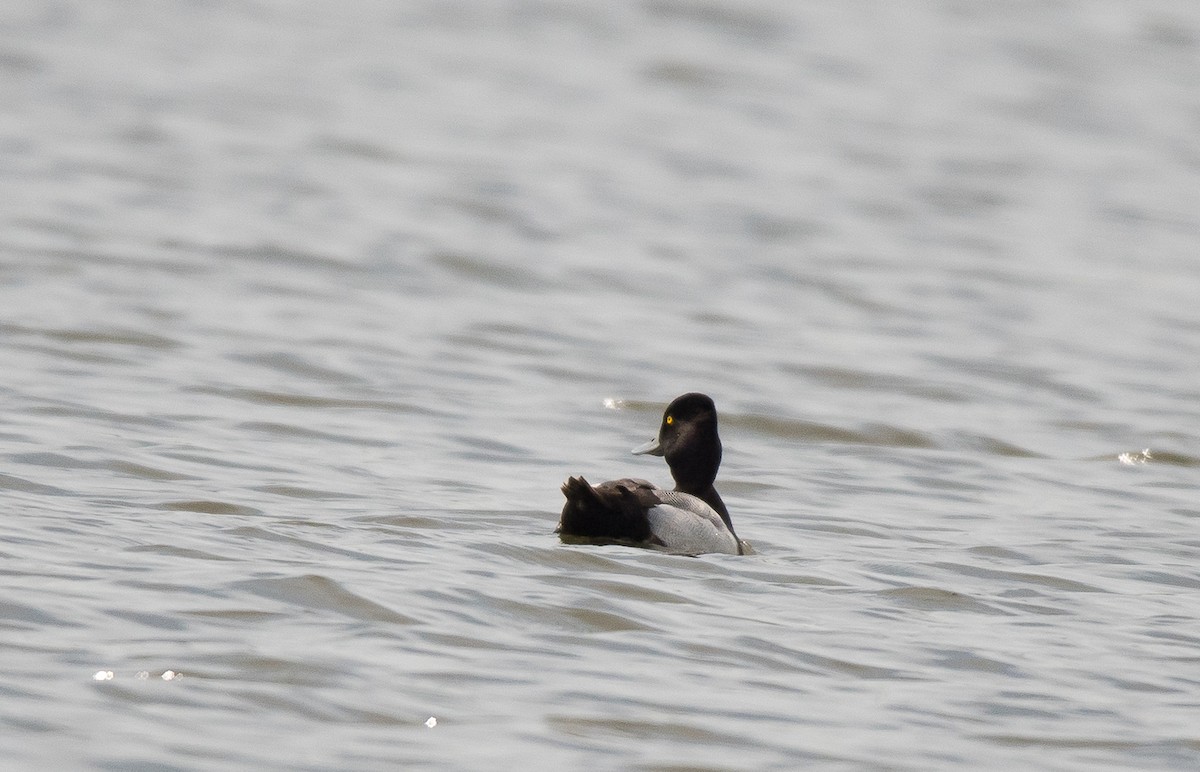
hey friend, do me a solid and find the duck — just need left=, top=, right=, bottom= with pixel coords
left=557, top=392, right=745, bottom=555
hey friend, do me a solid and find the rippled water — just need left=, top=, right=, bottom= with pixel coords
left=3, top=1, right=1200, bottom=769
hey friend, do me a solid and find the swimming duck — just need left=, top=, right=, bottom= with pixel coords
left=557, top=392, right=745, bottom=555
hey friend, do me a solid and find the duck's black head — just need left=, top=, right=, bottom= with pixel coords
left=632, top=392, right=722, bottom=494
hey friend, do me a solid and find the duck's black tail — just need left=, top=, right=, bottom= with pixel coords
left=557, top=476, right=655, bottom=543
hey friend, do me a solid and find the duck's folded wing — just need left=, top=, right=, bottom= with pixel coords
left=645, top=491, right=739, bottom=555
left=558, top=477, right=660, bottom=543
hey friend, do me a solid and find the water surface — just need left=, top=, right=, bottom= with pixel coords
left=2, top=1, right=1200, bottom=769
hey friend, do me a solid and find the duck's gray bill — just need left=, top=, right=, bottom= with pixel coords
left=631, top=437, right=663, bottom=456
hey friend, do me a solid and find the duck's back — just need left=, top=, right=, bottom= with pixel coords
left=558, top=477, right=739, bottom=555
left=558, top=477, right=656, bottom=544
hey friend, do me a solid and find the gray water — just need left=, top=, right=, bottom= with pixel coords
left=3, top=1, right=1200, bottom=769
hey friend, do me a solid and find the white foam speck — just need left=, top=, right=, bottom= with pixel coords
left=1118, top=449, right=1152, bottom=465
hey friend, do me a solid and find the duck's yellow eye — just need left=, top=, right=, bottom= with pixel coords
left=665, top=415, right=674, bottom=425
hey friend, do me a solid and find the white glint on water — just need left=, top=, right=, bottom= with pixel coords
left=1118, top=449, right=1153, bottom=465
left=424, top=716, right=437, bottom=728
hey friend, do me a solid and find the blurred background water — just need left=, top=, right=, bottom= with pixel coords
left=2, top=0, right=1199, bottom=769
